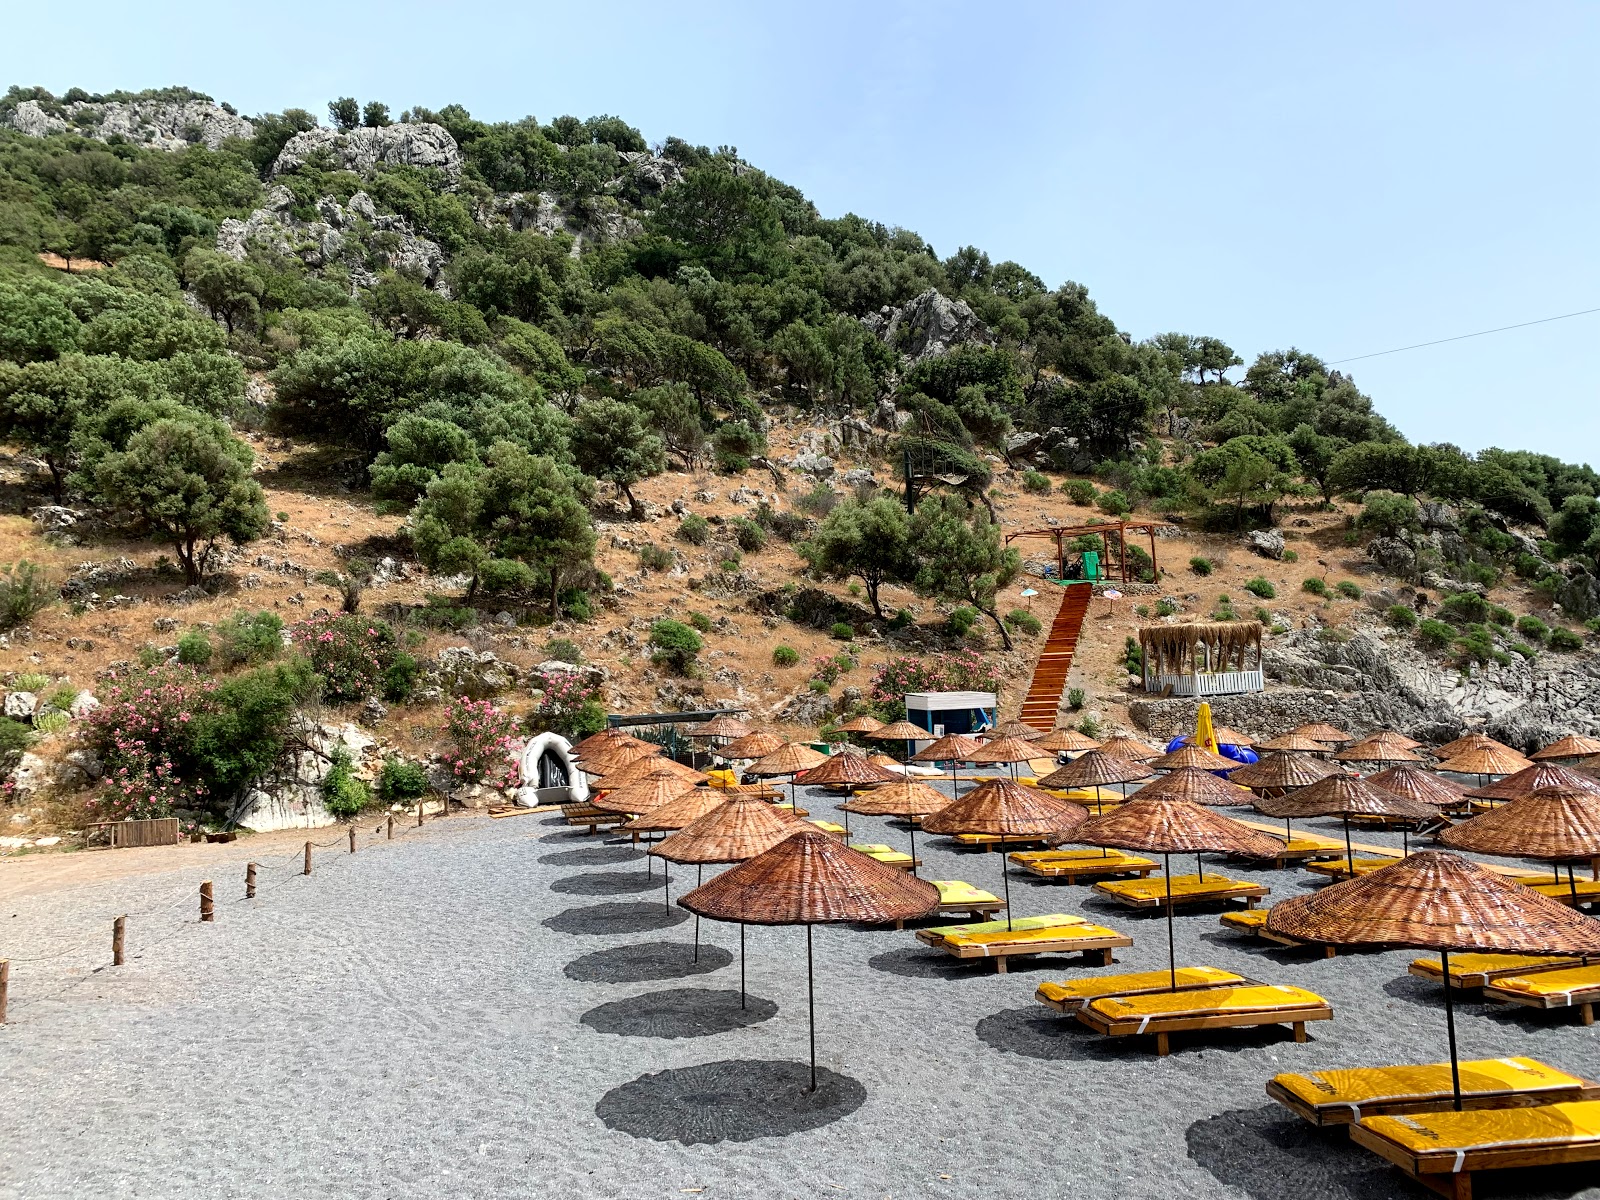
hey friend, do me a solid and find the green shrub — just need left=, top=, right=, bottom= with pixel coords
left=1189, top=557, right=1213, bottom=576
left=11, top=672, right=49, bottom=693
left=1440, top=592, right=1490, bottom=626
left=1515, top=553, right=1550, bottom=581
left=1067, top=688, right=1086, bottom=710
left=1335, top=581, right=1363, bottom=600
left=0, top=716, right=32, bottom=774
left=649, top=619, right=703, bottom=673
left=1488, top=605, right=1515, bottom=627
left=321, top=747, right=372, bottom=818
left=1549, top=627, right=1584, bottom=651
left=948, top=606, right=978, bottom=636
left=1460, top=560, right=1499, bottom=588
left=772, top=645, right=800, bottom=667
left=677, top=514, right=711, bottom=546
left=176, top=630, right=213, bottom=667
left=544, top=638, right=582, bottom=665
left=1417, top=618, right=1453, bottom=650
left=1281, top=549, right=1299, bottom=563
left=380, top=651, right=421, bottom=704
left=291, top=613, right=402, bottom=702
left=1063, top=479, right=1097, bottom=505
left=216, top=610, right=284, bottom=667
left=830, top=621, right=854, bottom=640
left=719, top=556, right=742, bottom=573
left=1386, top=604, right=1418, bottom=630
left=1005, top=608, right=1043, bottom=636
left=1454, top=625, right=1505, bottom=667
left=1155, top=599, right=1177, bottom=617
left=1244, top=577, right=1276, bottom=599
left=0, top=562, right=54, bottom=630
left=1514, top=614, right=1549, bottom=644
left=1077, top=715, right=1102, bottom=738
left=1098, top=489, right=1132, bottom=517
left=44, top=685, right=76, bottom=712
left=1123, top=635, right=1143, bottom=673
left=1021, top=470, right=1051, bottom=494
left=1302, top=577, right=1329, bottom=598
left=1508, top=642, right=1537, bottom=661
left=378, top=757, right=429, bottom=805
left=731, top=518, right=767, bottom=553
left=638, top=543, right=675, bottom=572
left=33, top=709, right=69, bottom=735
left=687, top=610, right=713, bottom=634
left=1212, top=599, right=1238, bottom=621
left=887, top=609, right=913, bottom=630
left=1252, top=606, right=1272, bottom=624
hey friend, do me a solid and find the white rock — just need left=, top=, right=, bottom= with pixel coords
left=69, top=690, right=100, bottom=719
left=4, top=691, right=37, bottom=718
left=271, top=123, right=463, bottom=185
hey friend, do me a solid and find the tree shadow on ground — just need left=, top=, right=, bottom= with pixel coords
left=543, top=902, right=688, bottom=936
left=541, top=845, right=644, bottom=867
left=976, top=1005, right=1311, bottom=1063
left=564, top=941, right=733, bottom=984
left=550, top=870, right=673, bottom=896
left=1185, top=1104, right=1408, bottom=1200
left=580, top=988, right=776, bottom=1039
left=595, top=1059, right=865, bottom=1144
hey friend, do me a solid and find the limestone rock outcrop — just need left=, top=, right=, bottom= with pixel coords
left=270, top=123, right=462, bottom=185
left=5, top=97, right=252, bottom=150
left=862, top=289, right=992, bottom=364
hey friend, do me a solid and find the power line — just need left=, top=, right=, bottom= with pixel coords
left=1327, top=306, right=1600, bottom=365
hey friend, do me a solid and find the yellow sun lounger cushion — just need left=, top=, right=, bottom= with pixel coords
left=930, top=880, right=999, bottom=905
left=1411, top=954, right=1578, bottom=987
left=1009, top=849, right=1151, bottom=867
left=1037, top=966, right=1243, bottom=1008
left=922, top=913, right=1083, bottom=940
left=1095, top=875, right=1262, bottom=902
left=1359, top=1099, right=1600, bottom=1157
left=1220, top=910, right=1270, bottom=930
left=1305, top=857, right=1401, bottom=877
left=808, top=820, right=847, bottom=834
left=1529, top=880, right=1600, bottom=902
left=952, top=832, right=1052, bottom=846
left=1272, top=1058, right=1592, bottom=1123
left=1086, top=984, right=1327, bottom=1023
left=849, top=843, right=913, bottom=863
left=944, top=923, right=1123, bottom=953
left=1491, top=965, right=1600, bottom=1001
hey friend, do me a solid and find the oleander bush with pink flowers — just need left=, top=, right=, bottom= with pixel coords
left=443, top=697, right=522, bottom=789
left=868, top=650, right=1001, bottom=720
left=528, top=670, right=607, bottom=741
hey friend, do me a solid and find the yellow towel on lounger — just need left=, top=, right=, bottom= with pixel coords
left=1096, top=875, right=1252, bottom=901
left=1087, top=984, right=1325, bottom=1021
left=1220, top=910, right=1270, bottom=930
left=1037, top=966, right=1242, bottom=1005
left=1361, top=1101, right=1600, bottom=1156
left=944, top=923, right=1121, bottom=953
left=930, top=880, right=999, bottom=905
left=808, top=821, right=846, bottom=834
left=1010, top=848, right=1149, bottom=867
left=849, top=843, right=894, bottom=854
left=1530, top=880, right=1600, bottom=901
left=1411, top=953, right=1576, bottom=982
left=1493, top=965, right=1600, bottom=1001
left=1273, top=1058, right=1588, bottom=1116
left=923, top=913, right=1082, bottom=939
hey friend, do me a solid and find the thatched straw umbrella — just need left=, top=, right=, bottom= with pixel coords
left=1367, top=764, right=1470, bottom=813
left=992, top=719, right=1045, bottom=740
left=966, top=735, right=1046, bottom=782
left=1267, top=852, right=1600, bottom=1108
left=1133, top=766, right=1255, bottom=807
left=718, top=730, right=787, bottom=761
left=652, top=793, right=809, bottom=992
left=1333, top=737, right=1425, bottom=766
left=748, top=742, right=830, bottom=808
left=624, top=788, right=731, bottom=911
left=679, top=831, right=939, bottom=1090
left=831, top=713, right=884, bottom=748
left=909, top=733, right=983, bottom=798
left=576, top=739, right=660, bottom=778
left=1254, top=732, right=1328, bottom=754
left=1290, top=722, right=1355, bottom=744
left=1435, top=732, right=1515, bottom=760
left=921, top=779, right=1089, bottom=926
left=589, top=769, right=697, bottom=816
left=571, top=727, right=652, bottom=758
left=1073, top=798, right=1280, bottom=989
left=1096, top=735, right=1161, bottom=762
left=1437, top=743, right=1534, bottom=787
left=1463, top=763, right=1600, bottom=807
left=1035, top=751, right=1154, bottom=812
left=1532, top=734, right=1600, bottom=763
left=1441, top=785, right=1600, bottom=902
left=593, top=755, right=708, bottom=792
left=797, top=750, right=899, bottom=837
left=692, top=713, right=752, bottom=745
left=1365, top=729, right=1424, bottom=751
left=869, top=719, right=931, bottom=762
left=839, top=777, right=954, bottom=877
left=1230, top=750, right=1340, bottom=795
left=1214, top=726, right=1256, bottom=748
left=1035, top=728, right=1101, bottom=754
left=1148, top=743, right=1239, bottom=773
left=1255, top=773, right=1437, bottom=867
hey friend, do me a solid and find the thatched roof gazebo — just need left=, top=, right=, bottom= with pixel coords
left=1138, top=621, right=1264, bottom=697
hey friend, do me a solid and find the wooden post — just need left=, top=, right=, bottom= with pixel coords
left=1147, top=525, right=1158, bottom=579
left=386, top=814, right=394, bottom=840
left=199, top=881, right=214, bottom=923
left=113, top=915, right=126, bottom=966
left=245, top=862, right=257, bottom=898
left=304, top=841, right=313, bottom=876
left=0, top=959, right=8, bottom=1023
left=417, top=801, right=425, bottom=827
left=348, top=825, right=356, bottom=854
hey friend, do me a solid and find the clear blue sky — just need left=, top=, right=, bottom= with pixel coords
left=6, top=1, right=1597, bottom=460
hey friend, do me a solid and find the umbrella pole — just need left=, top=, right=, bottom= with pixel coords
left=663, top=856, right=670, bottom=912
left=740, top=922, right=747, bottom=1009
left=909, top=820, right=918, bottom=879
left=1343, top=815, right=1355, bottom=876
left=1571, top=864, right=1579, bottom=904
left=1164, top=852, right=1176, bottom=992
left=1000, top=834, right=1013, bottom=932
left=694, top=865, right=703, bottom=962
left=1197, top=852, right=1205, bottom=883
left=805, top=924, right=817, bottom=1094
left=1442, top=947, right=1463, bottom=1111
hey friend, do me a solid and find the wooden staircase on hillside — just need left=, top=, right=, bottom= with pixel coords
left=1018, top=583, right=1093, bottom=728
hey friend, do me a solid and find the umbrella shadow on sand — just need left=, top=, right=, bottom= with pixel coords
left=580, top=988, right=777, bottom=1039
left=596, top=1059, right=865, bottom=1144
left=976, top=1006, right=1305, bottom=1063
left=543, top=902, right=689, bottom=936
left=1185, top=1104, right=1406, bottom=1199
left=564, top=941, right=733, bottom=984
left=550, top=871, right=672, bottom=896
left=865, top=945, right=1045, bottom=981
left=540, top=845, right=644, bottom=867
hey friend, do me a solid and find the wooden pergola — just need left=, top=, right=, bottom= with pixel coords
left=1003, top=520, right=1170, bottom=583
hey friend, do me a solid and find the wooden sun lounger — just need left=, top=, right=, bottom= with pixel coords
left=914, top=913, right=1078, bottom=947
left=1350, top=1099, right=1600, bottom=1199
left=806, top=820, right=847, bottom=840
left=1408, top=954, right=1582, bottom=990
left=1231, top=835, right=1347, bottom=868
left=1219, top=909, right=1337, bottom=957
left=848, top=844, right=922, bottom=872
left=1035, top=966, right=1247, bottom=1014
left=1268, top=1057, right=1600, bottom=1127
left=1009, top=848, right=1158, bottom=882
left=1304, top=856, right=1403, bottom=880
left=562, top=803, right=627, bottom=833
left=950, top=832, right=1055, bottom=852
left=1075, top=983, right=1332, bottom=1056
left=893, top=880, right=1007, bottom=930
left=772, top=803, right=811, bottom=816
left=1528, top=879, right=1600, bottom=908
left=936, top=921, right=1132, bottom=974
left=1094, top=874, right=1269, bottom=910
left=1485, top=964, right=1600, bottom=1025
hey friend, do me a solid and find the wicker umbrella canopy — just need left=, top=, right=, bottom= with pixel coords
left=1434, top=732, right=1511, bottom=760
left=1333, top=738, right=1425, bottom=765
left=1463, top=763, right=1600, bottom=803
left=1254, top=732, right=1329, bottom=754
left=1367, top=764, right=1470, bottom=810
left=622, top=787, right=727, bottom=833
left=1256, top=771, right=1439, bottom=867
left=1366, top=729, right=1424, bottom=750
left=1148, top=743, right=1238, bottom=773
left=1440, top=787, right=1600, bottom=876
left=748, top=742, right=830, bottom=778
left=1036, top=751, right=1154, bottom=790
left=1532, top=734, right=1600, bottom=761
left=693, top=714, right=752, bottom=741
left=867, top=753, right=900, bottom=768
left=1437, top=743, right=1534, bottom=777
left=1214, top=726, right=1257, bottom=747
left=589, top=769, right=699, bottom=814
left=798, top=751, right=899, bottom=789
left=1290, top=722, right=1355, bottom=744
left=966, top=735, right=1045, bottom=768
left=833, top=713, right=885, bottom=735
left=1267, top=850, right=1600, bottom=1110
left=992, top=719, right=1045, bottom=740
left=1096, top=735, right=1161, bottom=762
left=652, top=794, right=807, bottom=864
left=1229, top=750, right=1340, bottom=793
left=868, top=720, right=929, bottom=742
left=576, top=739, right=661, bottom=776
left=593, top=755, right=708, bottom=792
left=838, top=778, right=952, bottom=818
left=1075, top=797, right=1282, bottom=989
left=1034, top=728, right=1101, bottom=753
left=571, top=729, right=651, bottom=761
left=719, top=730, right=788, bottom=759
left=909, top=733, right=982, bottom=763
left=679, top=830, right=941, bottom=1091
left=1133, top=766, right=1255, bottom=807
